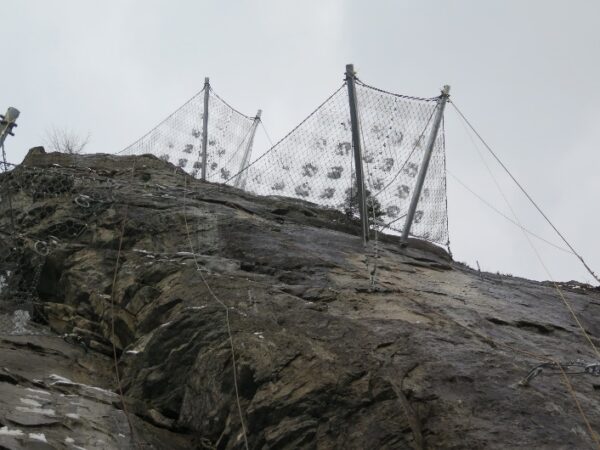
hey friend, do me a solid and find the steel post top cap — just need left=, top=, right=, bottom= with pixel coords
left=4, top=107, right=20, bottom=123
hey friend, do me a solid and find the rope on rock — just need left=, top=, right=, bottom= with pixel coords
left=403, top=293, right=600, bottom=449
left=357, top=101, right=380, bottom=289
left=450, top=105, right=600, bottom=446
left=107, top=158, right=142, bottom=449
left=182, top=174, right=250, bottom=450
left=453, top=103, right=600, bottom=359
left=447, top=170, right=572, bottom=253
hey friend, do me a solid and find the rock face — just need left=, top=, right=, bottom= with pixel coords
left=1, top=148, right=600, bottom=449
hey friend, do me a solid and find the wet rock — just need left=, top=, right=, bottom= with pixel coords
left=0, top=149, right=599, bottom=449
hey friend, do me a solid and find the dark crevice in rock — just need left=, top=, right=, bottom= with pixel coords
left=486, top=317, right=566, bottom=335
left=486, top=317, right=510, bottom=326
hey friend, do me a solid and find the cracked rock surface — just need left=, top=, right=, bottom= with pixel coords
left=0, top=148, right=599, bottom=449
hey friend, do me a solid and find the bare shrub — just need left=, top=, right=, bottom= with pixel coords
left=45, top=127, right=90, bottom=154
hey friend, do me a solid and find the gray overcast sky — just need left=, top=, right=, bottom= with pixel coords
left=2, top=0, right=599, bottom=283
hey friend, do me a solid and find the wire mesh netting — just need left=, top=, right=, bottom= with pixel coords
left=239, top=86, right=355, bottom=210
left=121, top=87, right=256, bottom=184
left=204, top=89, right=257, bottom=184
left=0, top=162, right=92, bottom=335
left=118, top=79, right=449, bottom=246
left=355, top=82, right=449, bottom=245
left=234, top=82, right=449, bottom=246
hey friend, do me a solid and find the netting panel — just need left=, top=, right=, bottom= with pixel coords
left=240, top=83, right=449, bottom=246
left=119, top=81, right=449, bottom=246
left=0, top=162, right=152, bottom=334
left=356, top=83, right=449, bottom=245
left=242, top=86, right=355, bottom=209
left=121, top=88, right=255, bottom=183
left=121, top=91, right=205, bottom=165
left=205, top=89, right=255, bottom=183
left=0, top=164, right=88, bottom=331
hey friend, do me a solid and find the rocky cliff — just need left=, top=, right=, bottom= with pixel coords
left=0, top=148, right=599, bottom=449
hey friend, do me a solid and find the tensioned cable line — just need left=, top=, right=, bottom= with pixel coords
left=440, top=106, right=600, bottom=442
left=446, top=170, right=572, bottom=254
left=357, top=99, right=382, bottom=288
left=378, top=213, right=408, bottom=234
left=253, top=117, right=303, bottom=197
left=209, top=86, right=256, bottom=121
left=259, top=119, right=275, bottom=148
left=181, top=174, right=250, bottom=450
left=450, top=101, right=600, bottom=285
left=452, top=118, right=600, bottom=445
left=108, top=159, right=142, bottom=449
left=453, top=103, right=600, bottom=357
left=222, top=125, right=255, bottom=169
left=355, top=78, right=439, bottom=103
left=448, top=113, right=572, bottom=254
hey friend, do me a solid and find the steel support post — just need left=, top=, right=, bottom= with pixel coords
left=201, top=77, right=210, bottom=181
left=235, top=110, right=262, bottom=189
left=0, top=107, right=20, bottom=234
left=0, top=107, right=20, bottom=151
left=345, top=64, right=369, bottom=244
left=401, top=85, right=450, bottom=244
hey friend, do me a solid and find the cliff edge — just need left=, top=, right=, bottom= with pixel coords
left=0, top=148, right=599, bottom=449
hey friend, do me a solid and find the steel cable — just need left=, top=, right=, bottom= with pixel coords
left=450, top=101, right=600, bottom=284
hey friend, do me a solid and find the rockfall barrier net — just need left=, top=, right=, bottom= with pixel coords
left=231, top=81, right=449, bottom=246
left=239, top=86, right=354, bottom=209
left=0, top=160, right=94, bottom=334
left=121, top=87, right=256, bottom=184
left=119, top=79, right=449, bottom=247
left=355, top=81, right=448, bottom=245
